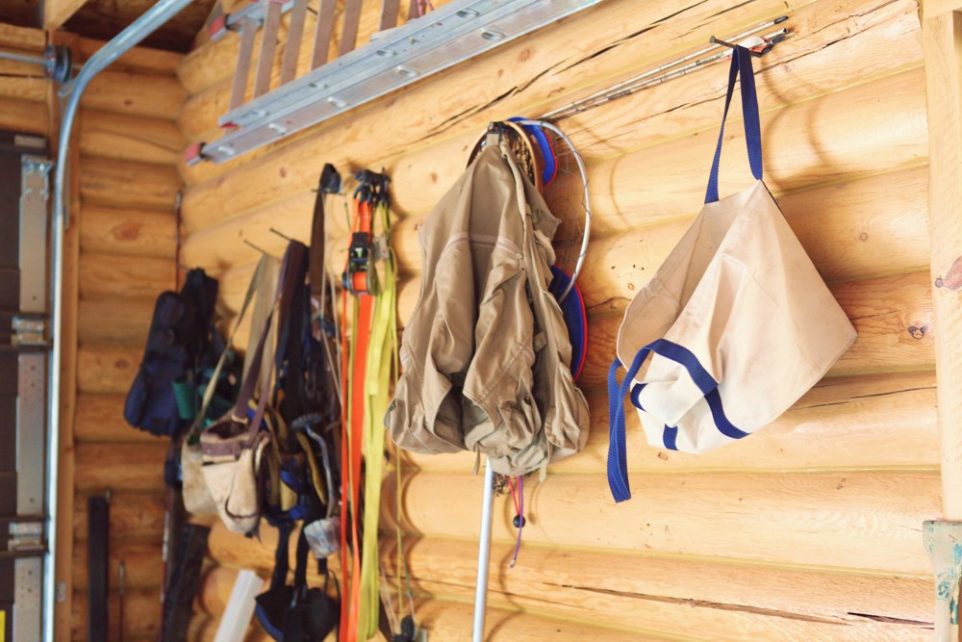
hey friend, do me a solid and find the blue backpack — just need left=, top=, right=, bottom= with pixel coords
left=124, top=268, right=224, bottom=438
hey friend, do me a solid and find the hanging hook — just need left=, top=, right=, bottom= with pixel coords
left=268, top=227, right=293, bottom=242
left=243, top=238, right=279, bottom=258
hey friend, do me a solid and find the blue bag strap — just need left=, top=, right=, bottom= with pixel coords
left=607, top=339, right=749, bottom=502
left=508, top=117, right=557, bottom=185
left=705, top=46, right=763, bottom=204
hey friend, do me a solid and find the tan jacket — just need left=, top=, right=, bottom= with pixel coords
left=385, top=135, right=589, bottom=475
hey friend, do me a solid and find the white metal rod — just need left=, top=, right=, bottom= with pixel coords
left=472, top=458, right=496, bottom=642
left=45, top=2, right=195, bottom=640
left=0, top=50, right=46, bottom=66
left=541, top=16, right=787, bottom=121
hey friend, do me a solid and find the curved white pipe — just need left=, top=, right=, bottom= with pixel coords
left=514, top=119, right=591, bottom=303
left=45, top=2, right=194, bottom=640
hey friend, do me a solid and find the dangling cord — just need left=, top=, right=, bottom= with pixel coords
left=508, top=476, right=525, bottom=568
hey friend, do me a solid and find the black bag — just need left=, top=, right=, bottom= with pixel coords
left=255, top=526, right=338, bottom=641
left=124, top=268, right=221, bottom=437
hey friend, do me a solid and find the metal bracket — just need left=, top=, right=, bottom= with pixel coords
left=210, top=0, right=296, bottom=41
left=20, top=156, right=52, bottom=316
left=195, top=0, right=603, bottom=163
left=12, top=317, right=48, bottom=348
left=925, top=520, right=962, bottom=641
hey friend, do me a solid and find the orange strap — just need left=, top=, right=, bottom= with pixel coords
left=339, top=197, right=375, bottom=642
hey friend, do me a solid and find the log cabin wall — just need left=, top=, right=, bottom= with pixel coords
left=176, top=0, right=938, bottom=639
left=67, top=44, right=185, bottom=642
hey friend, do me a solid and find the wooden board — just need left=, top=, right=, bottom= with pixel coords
left=388, top=470, right=940, bottom=576
left=405, top=371, right=939, bottom=474
left=72, top=539, right=163, bottom=590
left=78, top=252, right=176, bottom=300
left=74, top=442, right=169, bottom=492
left=80, top=158, right=182, bottom=211
left=73, top=492, right=165, bottom=542
left=79, top=110, right=186, bottom=165
left=77, top=298, right=155, bottom=345
left=83, top=71, right=187, bottom=120
left=387, top=537, right=933, bottom=641
left=77, top=343, right=141, bottom=394
left=75, top=394, right=159, bottom=443
left=71, top=588, right=161, bottom=641
left=80, top=205, right=177, bottom=258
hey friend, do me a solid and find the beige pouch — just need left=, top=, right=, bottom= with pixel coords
left=608, top=48, right=856, bottom=501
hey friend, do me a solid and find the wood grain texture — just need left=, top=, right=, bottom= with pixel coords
left=71, top=589, right=161, bottom=641
left=77, top=298, right=155, bottom=345
left=83, top=71, right=187, bottom=120
left=75, top=37, right=183, bottom=74
left=72, top=539, right=163, bottom=590
left=80, top=110, right=186, bottom=165
left=80, top=157, right=181, bottom=211
left=922, top=8, right=962, bottom=519
left=75, top=394, right=159, bottom=443
left=386, top=538, right=933, bottom=641
left=388, top=470, right=940, bottom=575
left=74, top=442, right=168, bottom=492
left=43, top=0, right=87, bottom=29
left=77, top=343, right=140, bottom=394
left=78, top=252, right=175, bottom=300
left=80, top=205, right=177, bottom=258
left=73, top=492, right=165, bottom=542
left=0, top=96, right=49, bottom=134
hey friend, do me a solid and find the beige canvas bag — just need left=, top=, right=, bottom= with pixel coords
left=181, top=255, right=275, bottom=516
left=607, top=47, right=856, bottom=502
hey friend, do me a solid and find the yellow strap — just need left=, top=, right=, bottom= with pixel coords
left=358, top=200, right=398, bottom=640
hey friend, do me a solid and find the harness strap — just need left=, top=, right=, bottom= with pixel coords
left=705, top=46, right=763, bottom=204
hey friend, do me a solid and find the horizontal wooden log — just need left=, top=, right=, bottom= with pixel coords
left=0, top=96, right=48, bottom=135
left=184, top=163, right=930, bottom=296
left=0, top=68, right=47, bottom=103
left=76, top=38, right=182, bottom=75
left=79, top=252, right=175, bottom=301
left=73, top=491, right=165, bottom=542
left=75, top=394, right=160, bottom=444
left=391, top=67, right=929, bottom=237
left=80, top=110, right=185, bottom=165
left=77, top=343, right=141, bottom=394
left=71, top=589, right=161, bottom=642
left=0, top=22, right=45, bottom=51
left=179, top=0, right=919, bottom=214
left=415, top=599, right=674, bottom=641
left=72, top=540, right=163, bottom=590
left=389, top=538, right=933, bottom=640
left=77, top=298, right=155, bottom=346
left=388, top=470, right=940, bottom=575
left=406, top=371, right=938, bottom=474
left=81, top=205, right=177, bottom=258
left=546, top=270, right=935, bottom=387
left=75, top=442, right=169, bottom=493
left=83, top=71, right=186, bottom=120
left=80, top=158, right=182, bottom=211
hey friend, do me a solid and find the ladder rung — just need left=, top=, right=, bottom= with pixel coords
left=380, top=0, right=401, bottom=32
left=280, top=0, right=309, bottom=84
left=339, top=0, right=364, bottom=56
left=253, top=0, right=283, bottom=98
left=311, top=0, right=337, bottom=69
left=228, top=17, right=258, bottom=111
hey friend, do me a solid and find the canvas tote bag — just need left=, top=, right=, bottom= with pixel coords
left=607, top=47, right=856, bottom=502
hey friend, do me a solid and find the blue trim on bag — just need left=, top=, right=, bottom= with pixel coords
left=607, top=339, right=748, bottom=502
left=705, top=46, right=763, bottom=204
left=663, top=426, right=678, bottom=451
